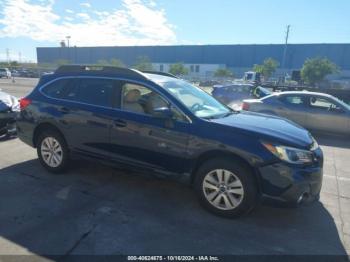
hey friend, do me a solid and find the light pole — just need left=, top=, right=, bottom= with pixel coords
left=66, top=36, right=71, bottom=48
left=282, top=25, right=291, bottom=69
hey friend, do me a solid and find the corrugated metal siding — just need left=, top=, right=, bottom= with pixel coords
left=37, top=44, right=350, bottom=70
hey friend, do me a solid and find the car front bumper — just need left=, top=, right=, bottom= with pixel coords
left=258, top=149, right=323, bottom=206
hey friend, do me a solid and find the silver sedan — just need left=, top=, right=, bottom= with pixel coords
left=242, top=91, right=350, bottom=135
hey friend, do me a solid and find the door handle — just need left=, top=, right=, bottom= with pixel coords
left=113, top=119, right=127, bottom=128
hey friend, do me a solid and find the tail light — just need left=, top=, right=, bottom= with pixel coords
left=242, top=102, right=250, bottom=111
left=19, top=98, right=32, bottom=110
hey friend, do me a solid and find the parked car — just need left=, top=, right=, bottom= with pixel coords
left=11, top=70, right=20, bottom=77
left=0, top=91, right=19, bottom=138
left=242, top=91, right=350, bottom=135
left=0, top=68, right=12, bottom=79
left=17, top=65, right=323, bottom=218
left=212, top=84, right=271, bottom=109
left=17, top=69, right=39, bottom=78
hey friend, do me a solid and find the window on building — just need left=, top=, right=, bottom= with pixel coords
left=190, top=65, right=194, bottom=73
left=195, top=65, right=200, bottom=73
left=159, top=64, right=164, bottom=72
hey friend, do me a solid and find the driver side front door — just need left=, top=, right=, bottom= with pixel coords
left=306, top=95, right=349, bottom=134
left=109, top=81, right=193, bottom=175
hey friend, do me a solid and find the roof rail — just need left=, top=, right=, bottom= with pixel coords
left=55, top=65, right=147, bottom=80
left=141, top=70, right=178, bottom=79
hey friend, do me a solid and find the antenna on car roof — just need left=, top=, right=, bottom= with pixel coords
left=141, top=70, right=178, bottom=79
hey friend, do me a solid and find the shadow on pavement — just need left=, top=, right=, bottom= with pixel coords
left=0, top=159, right=347, bottom=256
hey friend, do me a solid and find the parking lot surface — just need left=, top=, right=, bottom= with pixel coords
left=0, top=78, right=349, bottom=257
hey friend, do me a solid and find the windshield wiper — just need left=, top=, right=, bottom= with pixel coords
left=203, top=111, right=237, bottom=120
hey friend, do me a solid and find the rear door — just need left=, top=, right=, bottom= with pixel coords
left=275, top=94, right=308, bottom=126
left=109, top=81, right=192, bottom=175
left=42, top=77, right=117, bottom=159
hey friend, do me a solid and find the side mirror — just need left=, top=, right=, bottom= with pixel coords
left=152, top=107, right=173, bottom=119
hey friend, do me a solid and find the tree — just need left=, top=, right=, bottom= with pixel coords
left=10, top=61, right=19, bottom=67
left=133, top=56, right=153, bottom=71
left=214, top=68, right=234, bottom=78
left=253, top=58, right=279, bottom=79
left=169, top=63, right=189, bottom=76
left=97, top=58, right=125, bottom=67
left=97, top=59, right=110, bottom=66
left=109, top=58, right=125, bottom=67
left=301, top=57, right=339, bottom=86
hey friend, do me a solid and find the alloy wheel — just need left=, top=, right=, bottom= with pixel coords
left=41, top=137, right=63, bottom=168
left=202, top=169, right=244, bottom=210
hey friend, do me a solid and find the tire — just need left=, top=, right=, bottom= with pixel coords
left=194, top=158, right=258, bottom=218
left=36, top=129, right=69, bottom=173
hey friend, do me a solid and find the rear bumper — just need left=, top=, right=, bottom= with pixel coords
left=258, top=155, right=323, bottom=206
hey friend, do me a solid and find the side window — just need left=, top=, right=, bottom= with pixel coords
left=41, top=79, right=71, bottom=99
left=72, top=79, right=114, bottom=107
left=121, top=82, right=188, bottom=122
left=121, top=83, right=167, bottom=115
left=281, top=95, right=305, bottom=107
left=309, top=97, right=338, bottom=110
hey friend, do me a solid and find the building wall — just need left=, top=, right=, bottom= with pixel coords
left=152, top=63, right=225, bottom=77
left=37, top=44, right=350, bottom=75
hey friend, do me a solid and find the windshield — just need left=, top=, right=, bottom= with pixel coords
left=155, top=78, right=231, bottom=118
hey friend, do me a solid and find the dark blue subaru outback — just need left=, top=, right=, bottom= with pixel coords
left=17, top=65, right=323, bottom=218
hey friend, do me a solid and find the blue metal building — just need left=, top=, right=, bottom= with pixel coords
left=37, top=44, right=350, bottom=70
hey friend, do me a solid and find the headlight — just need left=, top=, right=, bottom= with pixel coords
left=262, top=142, right=314, bottom=164
left=310, top=136, right=319, bottom=151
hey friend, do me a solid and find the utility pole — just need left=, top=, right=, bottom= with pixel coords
left=6, top=48, right=10, bottom=64
left=282, top=25, right=291, bottom=69
left=66, top=36, right=71, bottom=48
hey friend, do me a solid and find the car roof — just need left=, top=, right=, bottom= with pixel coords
left=50, top=65, right=177, bottom=83
left=271, top=90, right=335, bottom=99
left=38, top=65, right=178, bottom=87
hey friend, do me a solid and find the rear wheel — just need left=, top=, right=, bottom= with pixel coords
left=37, top=130, right=69, bottom=173
left=194, top=158, right=258, bottom=218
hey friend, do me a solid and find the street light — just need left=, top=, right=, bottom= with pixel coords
left=66, top=36, right=71, bottom=48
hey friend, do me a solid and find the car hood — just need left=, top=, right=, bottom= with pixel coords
left=0, top=91, right=19, bottom=112
left=211, top=111, right=313, bottom=149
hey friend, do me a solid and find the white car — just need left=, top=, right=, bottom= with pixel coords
left=0, top=68, right=11, bottom=78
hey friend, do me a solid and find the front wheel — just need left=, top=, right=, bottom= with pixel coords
left=37, top=130, right=69, bottom=173
left=194, top=158, right=258, bottom=218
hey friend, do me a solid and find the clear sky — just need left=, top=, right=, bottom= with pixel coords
left=0, top=0, right=349, bottom=62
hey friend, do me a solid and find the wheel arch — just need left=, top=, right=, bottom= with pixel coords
left=190, top=150, right=261, bottom=192
left=32, top=122, right=66, bottom=148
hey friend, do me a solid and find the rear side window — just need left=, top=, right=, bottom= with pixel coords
left=76, top=79, right=114, bottom=107
left=42, top=78, right=115, bottom=108
left=41, top=79, right=71, bottom=99
left=57, top=78, right=114, bottom=107
left=281, top=95, right=305, bottom=106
